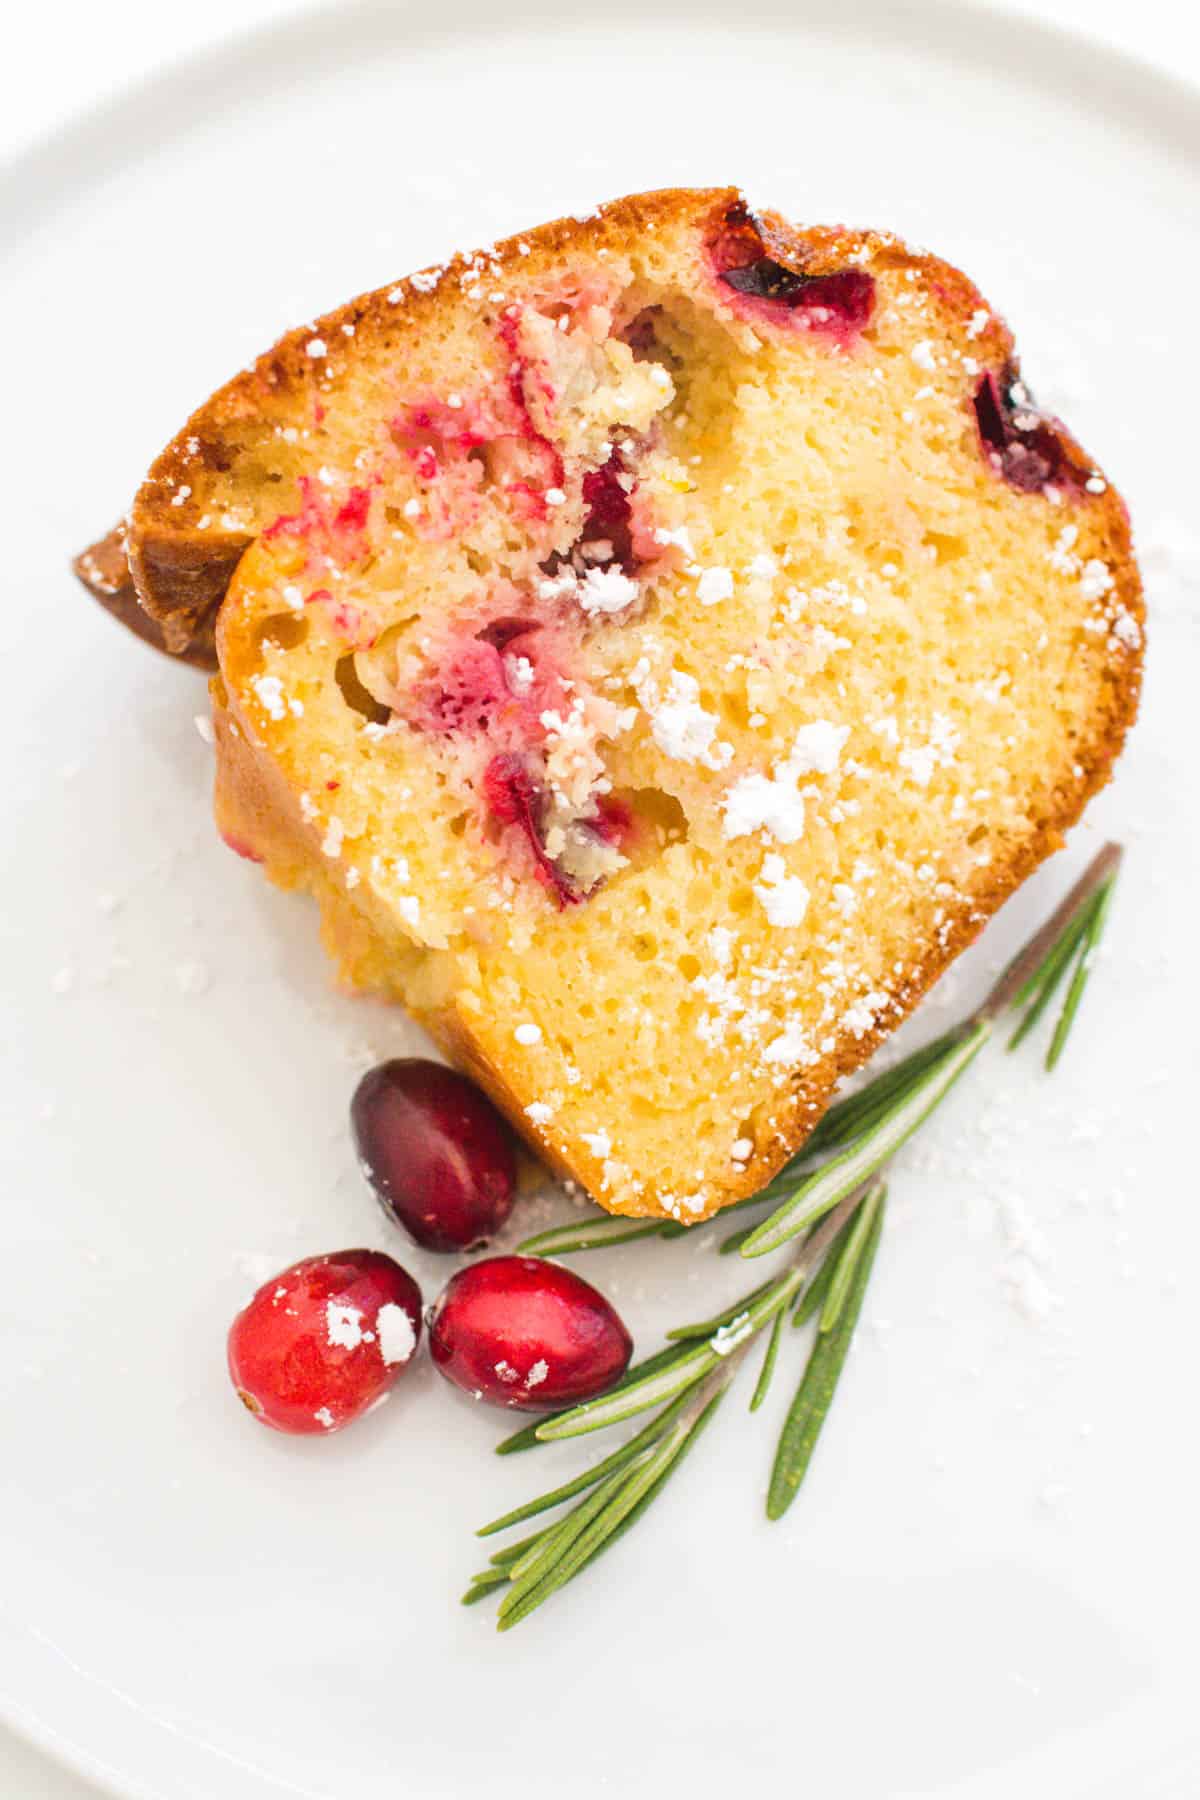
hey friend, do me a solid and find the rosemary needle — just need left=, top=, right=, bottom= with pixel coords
left=749, top=1307, right=787, bottom=1413
left=477, top=1385, right=701, bottom=1536
left=818, top=1181, right=886, bottom=1334
left=1006, top=914, right=1090, bottom=1052
left=1046, top=871, right=1118, bottom=1070
left=792, top=1227, right=846, bottom=1326
left=767, top=1191, right=886, bottom=1521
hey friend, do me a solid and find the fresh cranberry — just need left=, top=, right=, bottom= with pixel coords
left=972, top=368, right=1081, bottom=494
left=351, top=1059, right=517, bottom=1252
left=428, top=1256, right=632, bottom=1409
left=228, top=1250, right=422, bottom=1435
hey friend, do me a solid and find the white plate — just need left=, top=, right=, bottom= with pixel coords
left=3, top=3, right=1199, bottom=1796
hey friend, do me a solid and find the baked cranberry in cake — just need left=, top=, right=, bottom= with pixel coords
left=720, top=257, right=875, bottom=334
left=708, top=204, right=875, bottom=341
left=972, top=367, right=1085, bottom=494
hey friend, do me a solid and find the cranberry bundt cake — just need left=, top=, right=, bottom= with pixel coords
left=77, top=187, right=1143, bottom=1222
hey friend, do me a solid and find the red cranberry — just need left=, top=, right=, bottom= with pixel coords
left=351, top=1058, right=517, bottom=1252
left=578, top=448, right=637, bottom=572
left=428, top=1255, right=633, bottom=1410
left=481, top=753, right=582, bottom=907
left=720, top=257, right=875, bottom=332
left=589, top=793, right=633, bottom=848
left=228, top=1249, right=422, bottom=1435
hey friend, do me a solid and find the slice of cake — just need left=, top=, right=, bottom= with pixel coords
left=78, top=187, right=1143, bottom=1223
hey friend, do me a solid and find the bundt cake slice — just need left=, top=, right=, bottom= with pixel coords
left=79, top=187, right=1143, bottom=1222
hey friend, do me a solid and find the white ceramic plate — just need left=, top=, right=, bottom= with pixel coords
left=4, top=3, right=1199, bottom=1796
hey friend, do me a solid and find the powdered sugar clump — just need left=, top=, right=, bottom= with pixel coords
left=723, top=769, right=806, bottom=843
left=696, top=566, right=734, bottom=606
left=250, top=674, right=287, bottom=721
left=707, top=926, right=735, bottom=966
left=790, top=719, right=850, bottom=775
left=754, top=854, right=810, bottom=928
left=377, top=1302, right=416, bottom=1365
left=763, top=1021, right=817, bottom=1067
left=326, top=1302, right=365, bottom=1351
left=578, top=567, right=639, bottom=616
left=724, top=718, right=849, bottom=842
left=643, top=670, right=732, bottom=770
left=654, top=524, right=697, bottom=559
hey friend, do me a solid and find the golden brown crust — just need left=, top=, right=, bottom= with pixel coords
left=91, top=186, right=1143, bottom=1222
left=129, top=526, right=248, bottom=660
left=73, top=523, right=218, bottom=670
left=84, top=185, right=1132, bottom=664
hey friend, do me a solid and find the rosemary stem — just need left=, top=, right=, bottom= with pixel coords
left=980, top=842, right=1123, bottom=1021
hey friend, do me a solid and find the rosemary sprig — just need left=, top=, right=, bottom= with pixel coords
left=739, top=1021, right=988, bottom=1258
left=464, top=1185, right=869, bottom=1628
left=465, top=844, right=1123, bottom=1628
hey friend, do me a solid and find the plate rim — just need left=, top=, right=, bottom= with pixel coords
left=4, top=2, right=1197, bottom=1795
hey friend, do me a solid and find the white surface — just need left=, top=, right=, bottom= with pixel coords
left=3, top=2, right=1200, bottom=1796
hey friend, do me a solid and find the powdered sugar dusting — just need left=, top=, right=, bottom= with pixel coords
left=326, top=1302, right=365, bottom=1351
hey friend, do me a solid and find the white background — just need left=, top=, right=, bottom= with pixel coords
left=4, top=1, right=1199, bottom=1794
